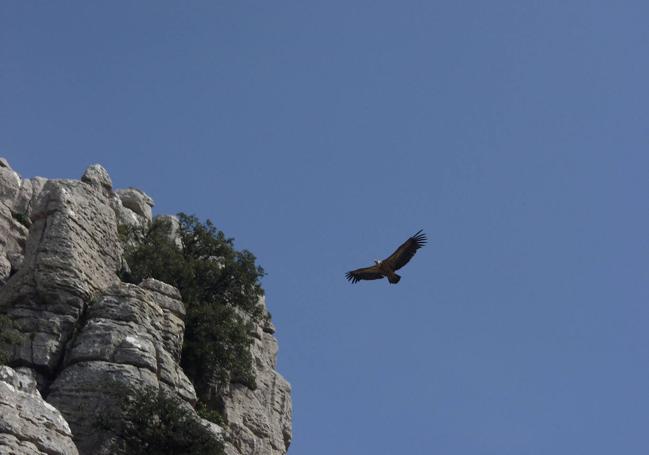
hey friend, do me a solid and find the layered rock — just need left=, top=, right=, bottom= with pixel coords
left=0, top=174, right=122, bottom=382
left=0, top=160, right=291, bottom=455
left=0, top=159, right=45, bottom=284
left=111, top=188, right=154, bottom=234
left=0, top=366, right=78, bottom=455
left=222, top=297, right=292, bottom=455
left=47, top=279, right=199, bottom=454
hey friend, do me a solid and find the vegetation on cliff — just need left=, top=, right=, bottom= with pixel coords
left=120, top=213, right=265, bottom=417
left=98, top=383, right=223, bottom=455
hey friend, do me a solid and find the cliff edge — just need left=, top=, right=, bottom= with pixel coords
left=0, top=160, right=291, bottom=455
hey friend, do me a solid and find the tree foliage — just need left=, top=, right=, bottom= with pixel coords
left=120, top=213, right=265, bottom=411
left=97, top=384, right=223, bottom=455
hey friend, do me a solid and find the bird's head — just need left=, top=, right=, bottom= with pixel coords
left=374, top=260, right=382, bottom=266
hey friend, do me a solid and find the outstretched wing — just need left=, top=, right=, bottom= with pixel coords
left=382, top=230, right=427, bottom=271
left=345, top=265, right=383, bottom=283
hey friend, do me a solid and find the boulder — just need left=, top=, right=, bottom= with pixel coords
left=81, top=164, right=112, bottom=195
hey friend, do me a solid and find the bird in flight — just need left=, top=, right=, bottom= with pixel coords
left=345, top=230, right=427, bottom=284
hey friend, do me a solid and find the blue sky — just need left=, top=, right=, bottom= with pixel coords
left=2, top=2, right=649, bottom=454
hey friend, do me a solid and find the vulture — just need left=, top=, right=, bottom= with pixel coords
left=345, top=230, right=427, bottom=284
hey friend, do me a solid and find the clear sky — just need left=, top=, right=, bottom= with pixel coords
left=2, top=2, right=648, bottom=454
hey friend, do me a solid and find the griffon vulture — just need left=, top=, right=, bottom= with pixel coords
left=345, top=230, right=427, bottom=284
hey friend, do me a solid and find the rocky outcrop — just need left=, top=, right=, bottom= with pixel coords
left=0, top=175, right=122, bottom=383
left=0, top=159, right=291, bottom=455
left=222, top=297, right=292, bottom=455
left=115, top=188, right=153, bottom=224
left=0, top=366, right=78, bottom=455
left=80, top=164, right=112, bottom=195
left=47, top=279, right=198, bottom=454
left=0, top=159, right=45, bottom=284
left=111, top=188, right=154, bottom=234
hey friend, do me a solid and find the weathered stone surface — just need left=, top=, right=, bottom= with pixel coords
left=110, top=197, right=148, bottom=241
left=80, top=164, right=112, bottom=194
left=0, top=366, right=78, bottom=455
left=12, top=179, right=32, bottom=217
left=140, top=278, right=186, bottom=361
left=0, top=162, right=21, bottom=207
left=109, top=187, right=155, bottom=245
left=13, top=177, right=47, bottom=218
left=0, top=178, right=121, bottom=377
left=47, top=280, right=195, bottom=454
left=115, top=188, right=153, bottom=224
left=0, top=204, right=28, bottom=259
left=222, top=297, right=292, bottom=455
left=0, top=159, right=33, bottom=284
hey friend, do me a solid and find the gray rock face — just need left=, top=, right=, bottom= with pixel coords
left=0, top=177, right=122, bottom=379
left=115, top=188, right=154, bottom=223
left=0, top=163, right=21, bottom=206
left=13, top=177, right=48, bottom=218
left=139, top=278, right=186, bottom=362
left=0, top=158, right=46, bottom=219
left=47, top=280, right=196, bottom=454
left=222, top=297, right=292, bottom=455
left=0, top=366, right=78, bottom=455
left=0, top=159, right=42, bottom=283
left=111, top=188, right=155, bottom=237
left=80, top=164, right=112, bottom=194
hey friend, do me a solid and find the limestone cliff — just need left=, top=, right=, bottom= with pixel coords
left=0, top=160, right=292, bottom=455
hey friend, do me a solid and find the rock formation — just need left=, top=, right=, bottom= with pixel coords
left=222, top=297, right=292, bottom=455
left=0, top=366, right=78, bottom=455
left=1, top=175, right=122, bottom=385
left=0, top=159, right=292, bottom=455
left=46, top=279, right=197, bottom=454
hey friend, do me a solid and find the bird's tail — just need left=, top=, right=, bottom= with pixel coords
left=388, top=273, right=401, bottom=284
